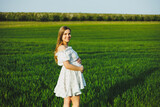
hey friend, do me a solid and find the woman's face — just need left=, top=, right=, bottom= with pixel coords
left=62, top=29, right=71, bottom=43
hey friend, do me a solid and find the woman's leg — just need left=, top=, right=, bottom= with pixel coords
left=71, top=95, right=80, bottom=107
left=63, top=96, right=71, bottom=107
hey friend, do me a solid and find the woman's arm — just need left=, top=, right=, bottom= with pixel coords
left=63, top=61, right=84, bottom=73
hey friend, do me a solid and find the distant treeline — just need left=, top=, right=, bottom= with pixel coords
left=0, top=12, right=160, bottom=21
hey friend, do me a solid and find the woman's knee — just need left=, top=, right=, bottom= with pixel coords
left=71, top=95, right=80, bottom=107
left=64, top=97, right=71, bottom=106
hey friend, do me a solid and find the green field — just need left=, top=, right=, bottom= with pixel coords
left=0, top=21, right=160, bottom=107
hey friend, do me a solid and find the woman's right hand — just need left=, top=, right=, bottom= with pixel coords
left=76, top=58, right=81, bottom=64
left=80, top=65, right=84, bottom=73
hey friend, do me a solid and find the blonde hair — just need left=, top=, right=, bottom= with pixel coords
left=54, top=26, right=71, bottom=63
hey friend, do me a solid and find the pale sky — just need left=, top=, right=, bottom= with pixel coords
left=0, top=0, right=160, bottom=14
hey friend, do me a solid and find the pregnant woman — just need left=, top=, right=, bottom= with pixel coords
left=54, top=26, right=86, bottom=107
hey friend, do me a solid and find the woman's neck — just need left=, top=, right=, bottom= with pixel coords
left=63, top=42, right=68, bottom=47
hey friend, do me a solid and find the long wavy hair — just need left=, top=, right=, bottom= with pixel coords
left=54, top=26, right=71, bottom=63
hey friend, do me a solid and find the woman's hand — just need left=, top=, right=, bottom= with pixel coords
left=80, top=65, right=84, bottom=73
left=77, top=58, right=81, bottom=64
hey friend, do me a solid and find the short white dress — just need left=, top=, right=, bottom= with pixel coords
left=54, top=46, right=86, bottom=98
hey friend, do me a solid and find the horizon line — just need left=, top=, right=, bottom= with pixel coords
left=0, top=11, right=160, bottom=15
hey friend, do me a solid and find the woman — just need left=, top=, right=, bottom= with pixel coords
left=54, top=26, right=86, bottom=107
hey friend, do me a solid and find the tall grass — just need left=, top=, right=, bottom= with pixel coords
left=0, top=21, right=160, bottom=106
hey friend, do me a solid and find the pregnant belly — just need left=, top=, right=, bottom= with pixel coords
left=71, top=61, right=81, bottom=67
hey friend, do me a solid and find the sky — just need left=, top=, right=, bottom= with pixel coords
left=0, top=0, right=160, bottom=14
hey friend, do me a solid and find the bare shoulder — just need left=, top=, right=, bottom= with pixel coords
left=58, top=45, right=66, bottom=52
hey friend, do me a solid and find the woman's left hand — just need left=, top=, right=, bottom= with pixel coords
left=77, top=58, right=81, bottom=64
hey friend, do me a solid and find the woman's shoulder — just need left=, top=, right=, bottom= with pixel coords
left=56, top=45, right=72, bottom=55
left=58, top=45, right=66, bottom=52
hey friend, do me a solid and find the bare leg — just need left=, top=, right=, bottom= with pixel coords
left=63, top=96, right=71, bottom=107
left=71, top=95, right=80, bottom=107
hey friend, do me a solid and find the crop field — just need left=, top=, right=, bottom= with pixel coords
left=0, top=21, right=160, bottom=107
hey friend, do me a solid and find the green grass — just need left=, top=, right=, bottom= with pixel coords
left=0, top=21, right=160, bottom=107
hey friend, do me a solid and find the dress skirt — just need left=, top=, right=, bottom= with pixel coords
left=54, top=65, right=86, bottom=98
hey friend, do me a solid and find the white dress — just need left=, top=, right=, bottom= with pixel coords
left=54, top=46, right=86, bottom=98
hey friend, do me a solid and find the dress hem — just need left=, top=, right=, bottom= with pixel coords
left=54, top=86, right=86, bottom=98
